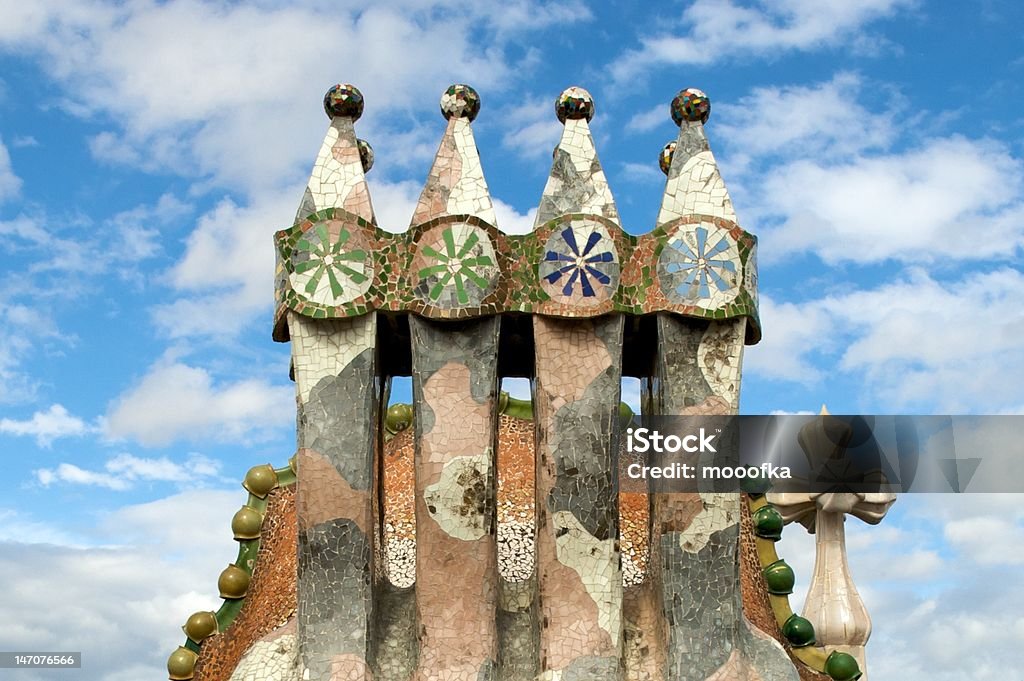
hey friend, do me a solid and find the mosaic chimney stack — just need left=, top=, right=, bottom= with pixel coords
left=531, top=87, right=626, bottom=680
left=279, top=84, right=382, bottom=680
left=273, top=83, right=785, bottom=681
left=640, top=88, right=799, bottom=681
left=407, top=84, right=501, bottom=680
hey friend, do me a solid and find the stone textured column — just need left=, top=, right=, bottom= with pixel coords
left=285, top=84, right=382, bottom=681
left=410, top=316, right=501, bottom=680
left=402, top=84, right=505, bottom=681
left=528, top=87, right=628, bottom=680
left=534, top=314, right=625, bottom=680
left=291, top=312, right=380, bottom=680
left=647, top=89, right=797, bottom=681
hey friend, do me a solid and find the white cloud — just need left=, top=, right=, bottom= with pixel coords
left=944, top=515, right=1024, bottom=566
left=0, top=137, right=22, bottom=202
left=152, top=188, right=296, bottom=337
left=715, top=73, right=897, bottom=163
left=10, top=134, right=39, bottom=148
left=493, top=197, right=537, bottom=235
left=619, top=161, right=663, bottom=183
left=105, top=358, right=293, bottom=446
left=0, top=404, right=97, bottom=447
left=755, top=136, right=1024, bottom=264
left=0, top=0, right=587, bottom=195
left=367, top=178, right=421, bottom=233
left=152, top=176, right=536, bottom=338
left=710, top=74, right=1024, bottom=265
left=501, top=98, right=562, bottom=160
left=0, top=301, right=57, bottom=403
left=35, top=453, right=224, bottom=491
left=0, top=489, right=242, bottom=681
left=610, top=0, right=911, bottom=82
left=625, top=104, right=665, bottom=134
left=744, top=296, right=832, bottom=385
left=0, top=194, right=187, bottom=282
left=749, top=269, right=1024, bottom=413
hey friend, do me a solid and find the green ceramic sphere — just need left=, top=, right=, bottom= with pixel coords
left=167, top=646, right=198, bottom=680
left=781, top=614, right=816, bottom=648
left=385, top=403, right=413, bottom=433
left=231, top=505, right=264, bottom=540
left=242, top=464, right=278, bottom=498
left=762, top=559, right=796, bottom=595
left=752, top=505, right=784, bottom=541
left=618, top=402, right=635, bottom=428
left=825, top=651, right=862, bottom=681
left=182, top=610, right=218, bottom=642
left=218, top=564, right=251, bottom=599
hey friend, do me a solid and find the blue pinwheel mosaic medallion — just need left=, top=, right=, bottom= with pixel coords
left=412, top=222, right=499, bottom=309
left=658, top=221, right=741, bottom=309
left=289, top=220, right=373, bottom=306
left=539, top=218, right=619, bottom=304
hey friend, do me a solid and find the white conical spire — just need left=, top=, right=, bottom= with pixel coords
left=294, top=83, right=376, bottom=225
left=534, top=86, right=619, bottom=227
left=657, top=88, right=735, bottom=227
left=410, top=84, right=496, bottom=227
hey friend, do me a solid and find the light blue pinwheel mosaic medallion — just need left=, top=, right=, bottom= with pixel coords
left=413, top=222, right=499, bottom=308
left=289, top=221, right=373, bottom=306
left=658, top=221, right=741, bottom=309
left=539, top=219, right=619, bottom=303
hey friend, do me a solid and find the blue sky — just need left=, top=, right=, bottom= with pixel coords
left=0, top=1, right=1023, bottom=679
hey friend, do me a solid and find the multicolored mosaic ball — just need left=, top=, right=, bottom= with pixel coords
left=671, top=87, right=710, bottom=126
left=659, top=140, right=677, bottom=175
left=323, top=83, right=364, bottom=120
left=440, top=84, right=481, bottom=121
left=357, top=138, right=374, bottom=173
left=556, top=86, right=595, bottom=123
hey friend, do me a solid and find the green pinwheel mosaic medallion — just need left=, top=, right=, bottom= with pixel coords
left=412, top=222, right=498, bottom=309
left=289, top=220, right=373, bottom=306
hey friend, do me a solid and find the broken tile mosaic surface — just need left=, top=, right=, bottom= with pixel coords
left=289, top=312, right=380, bottom=681
left=534, top=315, right=625, bottom=679
left=411, top=316, right=500, bottom=680
left=173, top=82, right=867, bottom=681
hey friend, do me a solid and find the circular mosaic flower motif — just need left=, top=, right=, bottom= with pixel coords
left=671, top=88, right=710, bottom=126
left=659, top=140, right=677, bottom=176
left=658, top=221, right=740, bottom=309
left=440, top=84, right=481, bottom=122
left=323, top=83, right=364, bottom=120
left=414, top=222, right=498, bottom=308
left=289, top=221, right=373, bottom=306
left=540, top=219, right=619, bottom=304
left=556, top=86, right=594, bottom=123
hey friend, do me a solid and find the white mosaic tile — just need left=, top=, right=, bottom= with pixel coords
left=552, top=510, right=622, bottom=642
left=288, top=312, right=376, bottom=404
